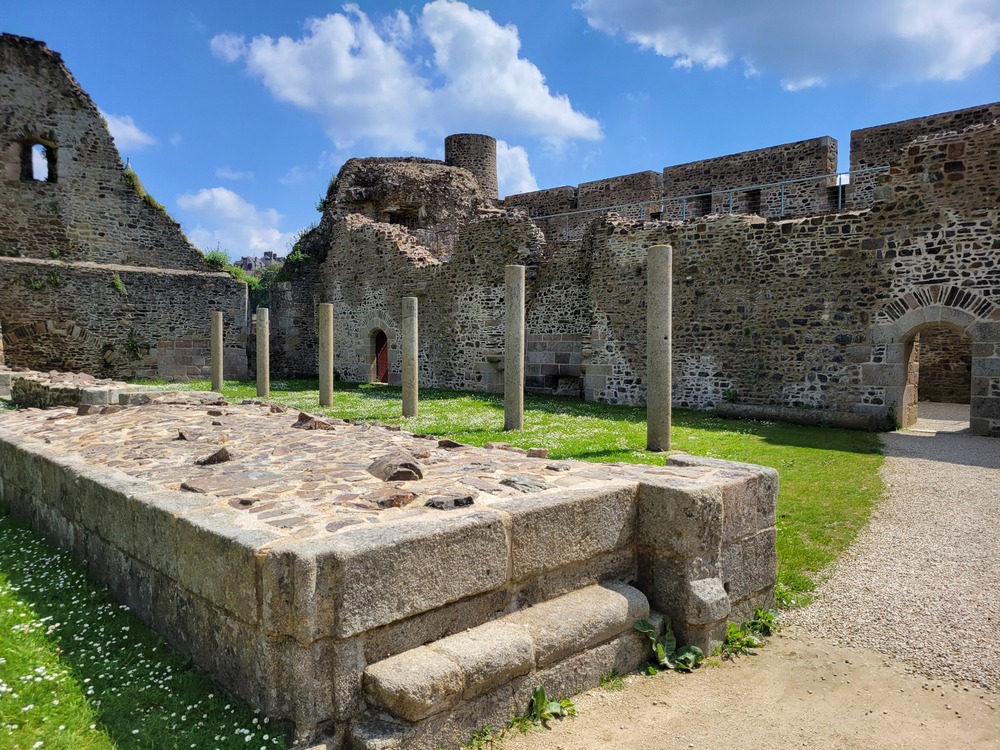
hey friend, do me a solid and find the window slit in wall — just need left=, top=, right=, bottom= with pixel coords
left=20, top=141, right=57, bottom=183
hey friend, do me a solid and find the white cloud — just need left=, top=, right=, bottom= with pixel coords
left=102, top=112, right=156, bottom=151
left=176, top=187, right=296, bottom=257
left=215, top=165, right=254, bottom=181
left=496, top=140, right=537, bottom=196
left=279, top=165, right=309, bottom=186
left=210, top=1, right=600, bottom=152
left=209, top=32, right=247, bottom=63
left=577, top=0, right=1000, bottom=87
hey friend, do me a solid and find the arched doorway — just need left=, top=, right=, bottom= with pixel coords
left=902, top=324, right=972, bottom=428
left=866, top=294, right=1000, bottom=436
left=373, top=329, right=388, bottom=383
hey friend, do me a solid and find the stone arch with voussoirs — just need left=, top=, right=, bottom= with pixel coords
left=864, top=285, right=1000, bottom=436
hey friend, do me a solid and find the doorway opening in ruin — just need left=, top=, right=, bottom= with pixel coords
left=372, top=329, right=389, bottom=383
left=903, top=324, right=972, bottom=429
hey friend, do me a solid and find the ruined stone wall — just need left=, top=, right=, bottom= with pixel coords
left=0, top=35, right=207, bottom=270
left=0, top=258, right=247, bottom=380
left=661, top=137, right=839, bottom=218
left=274, top=107, right=999, bottom=435
left=0, top=35, right=249, bottom=380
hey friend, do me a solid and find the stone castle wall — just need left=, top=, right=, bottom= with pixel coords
left=504, top=136, right=844, bottom=228
left=275, top=107, right=1000, bottom=436
left=0, top=34, right=249, bottom=380
left=848, top=101, right=1000, bottom=207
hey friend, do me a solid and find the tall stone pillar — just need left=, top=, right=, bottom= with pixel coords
left=319, top=303, right=334, bottom=407
left=646, top=244, right=672, bottom=451
left=504, top=265, right=525, bottom=431
left=402, top=297, right=419, bottom=418
left=210, top=311, right=223, bottom=393
left=256, top=307, right=270, bottom=398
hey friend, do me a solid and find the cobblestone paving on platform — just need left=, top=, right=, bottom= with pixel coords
left=0, top=397, right=717, bottom=543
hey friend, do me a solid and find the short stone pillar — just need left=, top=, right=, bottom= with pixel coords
left=504, top=265, right=525, bottom=431
left=646, top=245, right=672, bottom=451
left=318, top=303, right=334, bottom=407
left=210, top=311, right=223, bottom=392
left=402, top=297, right=419, bottom=418
left=256, top=307, right=270, bottom=399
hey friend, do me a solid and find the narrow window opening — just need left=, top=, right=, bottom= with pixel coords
left=695, top=192, right=712, bottom=216
left=20, top=142, right=57, bottom=183
left=746, top=189, right=762, bottom=215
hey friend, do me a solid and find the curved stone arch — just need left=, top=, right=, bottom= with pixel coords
left=867, top=301, right=1000, bottom=436
left=1, top=320, right=103, bottom=370
left=875, top=285, right=997, bottom=327
left=358, top=313, right=397, bottom=384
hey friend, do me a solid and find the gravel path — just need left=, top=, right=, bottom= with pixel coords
left=789, top=403, right=1000, bottom=691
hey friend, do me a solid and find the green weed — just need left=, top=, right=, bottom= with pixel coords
left=634, top=620, right=704, bottom=674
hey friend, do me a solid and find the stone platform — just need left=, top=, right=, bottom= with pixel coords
left=0, top=396, right=777, bottom=749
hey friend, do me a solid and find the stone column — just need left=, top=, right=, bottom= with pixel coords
left=256, top=307, right=270, bottom=398
left=402, top=297, right=419, bottom=418
left=504, top=265, right=525, bottom=431
left=646, top=244, right=672, bottom=451
left=319, top=303, right=334, bottom=407
left=210, top=311, right=223, bottom=392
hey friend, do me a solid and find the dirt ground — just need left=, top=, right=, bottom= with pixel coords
left=503, top=625, right=998, bottom=750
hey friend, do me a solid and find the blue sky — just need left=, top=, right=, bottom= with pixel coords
left=5, top=1, right=999, bottom=260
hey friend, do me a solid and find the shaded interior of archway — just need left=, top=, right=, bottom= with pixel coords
left=908, top=325, right=972, bottom=427
left=373, top=330, right=388, bottom=383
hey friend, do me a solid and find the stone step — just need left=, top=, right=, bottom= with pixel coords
left=355, top=581, right=656, bottom=749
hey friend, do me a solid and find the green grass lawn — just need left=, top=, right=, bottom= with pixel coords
left=0, top=379, right=884, bottom=748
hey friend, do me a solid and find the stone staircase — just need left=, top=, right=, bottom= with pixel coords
left=353, top=582, right=657, bottom=749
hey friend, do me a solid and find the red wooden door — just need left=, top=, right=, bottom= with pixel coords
left=375, top=330, right=388, bottom=383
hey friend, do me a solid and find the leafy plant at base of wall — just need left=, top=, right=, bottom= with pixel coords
left=718, top=622, right=762, bottom=658
left=125, top=329, right=145, bottom=361
left=49, top=247, right=60, bottom=258
left=634, top=620, right=705, bottom=673
left=524, top=686, right=576, bottom=727
left=723, top=388, right=739, bottom=403
left=746, top=607, right=779, bottom=636
left=716, top=608, right=779, bottom=660
left=111, top=272, right=127, bottom=296
left=599, top=669, right=625, bottom=691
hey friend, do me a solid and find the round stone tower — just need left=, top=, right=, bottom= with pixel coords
left=444, top=134, right=498, bottom=202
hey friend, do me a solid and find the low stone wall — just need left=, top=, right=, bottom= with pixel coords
left=0, top=258, right=248, bottom=380
left=0, top=400, right=777, bottom=749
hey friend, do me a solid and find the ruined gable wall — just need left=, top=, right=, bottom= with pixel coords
left=0, top=35, right=207, bottom=270
left=0, top=35, right=248, bottom=380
